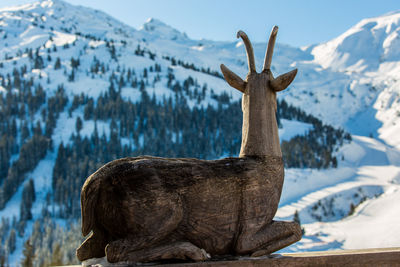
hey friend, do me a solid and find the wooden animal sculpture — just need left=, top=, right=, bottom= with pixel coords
left=76, top=26, right=301, bottom=264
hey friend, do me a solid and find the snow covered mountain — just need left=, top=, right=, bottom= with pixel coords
left=312, top=11, right=400, bottom=72
left=0, top=0, right=400, bottom=265
left=308, top=10, right=400, bottom=147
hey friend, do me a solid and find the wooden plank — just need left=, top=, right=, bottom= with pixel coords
left=58, top=247, right=400, bottom=267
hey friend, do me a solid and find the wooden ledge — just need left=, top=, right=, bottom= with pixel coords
left=59, top=247, right=400, bottom=267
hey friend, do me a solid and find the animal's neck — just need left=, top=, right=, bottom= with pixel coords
left=239, top=94, right=281, bottom=158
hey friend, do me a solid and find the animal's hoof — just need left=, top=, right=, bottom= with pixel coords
left=105, top=243, right=121, bottom=263
left=187, top=247, right=209, bottom=261
left=169, top=242, right=210, bottom=261
left=196, top=248, right=211, bottom=261
left=201, top=248, right=211, bottom=260
left=251, top=249, right=269, bottom=257
left=77, top=243, right=93, bottom=262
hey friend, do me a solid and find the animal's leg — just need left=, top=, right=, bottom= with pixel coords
left=76, top=228, right=109, bottom=261
left=235, top=167, right=300, bottom=256
left=103, top=190, right=185, bottom=263
left=236, top=220, right=302, bottom=256
left=106, top=240, right=209, bottom=263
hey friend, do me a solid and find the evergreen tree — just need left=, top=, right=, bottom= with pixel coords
left=7, top=229, right=16, bottom=253
left=50, top=243, right=63, bottom=266
left=33, top=121, right=42, bottom=136
left=70, top=57, right=80, bottom=69
left=293, top=210, right=305, bottom=235
left=21, top=239, right=34, bottom=267
left=68, top=69, right=75, bottom=82
left=20, top=179, right=36, bottom=221
left=0, top=133, right=49, bottom=209
left=54, top=57, right=61, bottom=69
left=75, top=116, right=83, bottom=134
left=0, top=253, right=6, bottom=267
left=33, top=55, right=44, bottom=69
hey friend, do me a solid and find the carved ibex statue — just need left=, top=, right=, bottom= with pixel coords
left=77, top=26, right=301, bottom=264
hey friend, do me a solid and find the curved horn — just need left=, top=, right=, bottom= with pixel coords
left=263, top=26, right=278, bottom=71
left=237, top=31, right=256, bottom=73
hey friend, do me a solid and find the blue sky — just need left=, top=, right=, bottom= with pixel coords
left=1, top=0, right=399, bottom=47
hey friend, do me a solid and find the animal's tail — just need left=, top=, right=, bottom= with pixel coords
left=81, top=173, right=101, bottom=236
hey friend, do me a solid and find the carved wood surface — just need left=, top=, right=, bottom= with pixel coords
left=77, top=156, right=301, bottom=263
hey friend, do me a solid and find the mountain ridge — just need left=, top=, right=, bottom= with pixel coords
left=311, top=10, right=400, bottom=72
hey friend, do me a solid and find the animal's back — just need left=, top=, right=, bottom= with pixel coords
left=81, top=155, right=284, bottom=255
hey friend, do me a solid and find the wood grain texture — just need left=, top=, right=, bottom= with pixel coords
left=239, top=69, right=282, bottom=157
left=77, top=156, right=301, bottom=263
left=72, top=248, right=400, bottom=266
left=237, top=31, right=256, bottom=73
left=163, top=248, right=400, bottom=267
left=270, top=69, right=298, bottom=92
left=220, top=64, right=246, bottom=93
left=263, top=25, right=278, bottom=71
left=221, top=27, right=297, bottom=158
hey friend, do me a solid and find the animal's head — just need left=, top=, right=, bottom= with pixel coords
left=220, top=26, right=297, bottom=112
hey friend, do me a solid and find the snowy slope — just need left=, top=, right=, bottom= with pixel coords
left=277, top=136, right=400, bottom=252
left=0, top=0, right=400, bottom=265
left=308, top=11, right=400, bottom=145
left=134, top=9, right=400, bottom=147
left=275, top=10, right=400, bottom=252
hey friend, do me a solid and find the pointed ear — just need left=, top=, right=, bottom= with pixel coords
left=220, top=64, right=246, bottom=93
left=270, top=69, right=297, bottom=92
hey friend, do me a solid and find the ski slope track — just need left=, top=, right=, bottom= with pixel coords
left=1, top=0, right=400, bottom=264
left=277, top=136, right=400, bottom=252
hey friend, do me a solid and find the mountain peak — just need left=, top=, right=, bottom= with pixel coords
left=143, top=17, right=167, bottom=28
left=0, top=0, right=66, bottom=10
left=311, top=10, right=400, bottom=72
left=0, top=0, right=137, bottom=44
left=140, top=17, right=188, bottom=41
